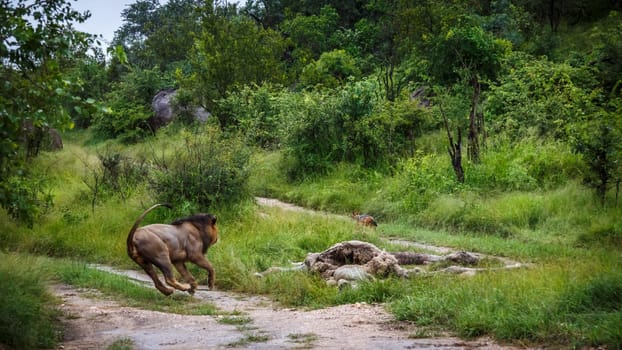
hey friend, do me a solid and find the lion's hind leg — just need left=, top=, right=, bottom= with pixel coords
left=143, top=250, right=191, bottom=293
left=152, top=258, right=192, bottom=293
left=174, top=262, right=198, bottom=294
left=133, top=257, right=175, bottom=295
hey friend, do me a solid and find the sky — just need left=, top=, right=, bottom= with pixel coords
left=71, top=0, right=135, bottom=48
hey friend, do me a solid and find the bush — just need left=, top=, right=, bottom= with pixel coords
left=486, top=51, right=597, bottom=140
left=387, top=152, right=458, bottom=213
left=299, top=49, right=361, bottom=89
left=81, top=147, right=150, bottom=208
left=281, top=79, right=394, bottom=178
left=150, top=127, right=251, bottom=209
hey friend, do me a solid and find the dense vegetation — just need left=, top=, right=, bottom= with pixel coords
left=1, top=0, right=621, bottom=348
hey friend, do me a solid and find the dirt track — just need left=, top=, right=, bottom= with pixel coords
left=54, top=198, right=526, bottom=350
left=55, top=270, right=517, bottom=350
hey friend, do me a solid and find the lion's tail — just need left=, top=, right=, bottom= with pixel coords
left=127, top=203, right=173, bottom=258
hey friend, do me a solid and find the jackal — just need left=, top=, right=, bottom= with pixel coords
left=351, top=212, right=378, bottom=228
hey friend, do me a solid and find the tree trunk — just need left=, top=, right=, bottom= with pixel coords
left=440, top=103, right=465, bottom=183
left=468, top=77, right=481, bottom=163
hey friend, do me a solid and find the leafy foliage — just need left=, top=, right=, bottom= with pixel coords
left=0, top=0, right=94, bottom=224
left=486, top=52, right=598, bottom=139
left=92, top=67, right=173, bottom=142
left=281, top=79, right=390, bottom=178
left=216, top=84, right=284, bottom=149
left=150, top=127, right=251, bottom=210
left=186, top=7, right=286, bottom=126
left=299, top=49, right=361, bottom=89
left=281, top=5, right=339, bottom=61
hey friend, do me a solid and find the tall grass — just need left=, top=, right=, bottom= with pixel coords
left=0, top=253, right=60, bottom=349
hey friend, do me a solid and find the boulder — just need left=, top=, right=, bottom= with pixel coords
left=410, top=86, right=433, bottom=108
left=150, top=88, right=210, bottom=130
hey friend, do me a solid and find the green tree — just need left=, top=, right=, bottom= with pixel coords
left=111, top=0, right=160, bottom=69
left=112, top=0, right=202, bottom=72
left=516, top=0, right=617, bottom=32
left=572, top=85, right=622, bottom=206
left=429, top=19, right=510, bottom=162
left=281, top=5, right=339, bottom=66
left=1, top=0, right=94, bottom=225
left=144, top=0, right=201, bottom=70
left=186, top=3, right=286, bottom=128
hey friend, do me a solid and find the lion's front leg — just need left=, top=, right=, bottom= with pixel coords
left=190, top=256, right=215, bottom=290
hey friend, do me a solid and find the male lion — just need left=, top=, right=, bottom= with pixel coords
left=126, top=203, right=219, bottom=295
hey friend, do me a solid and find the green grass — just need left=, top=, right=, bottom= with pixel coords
left=1, top=131, right=621, bottom=348
left=0, top=253, right=60, bottom=350
left=105, top=338, right=134, bottom=350
left=389, top=259, right=622, bottom=348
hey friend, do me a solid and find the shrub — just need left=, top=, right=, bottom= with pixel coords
left=0, top=171, right=52, bottom=227
left=280, top=90, right=340, bottom=179
left=387, top=152, right=458, bottom=213
left=281, top=79, right=394, bottom=178
left=81, top=147, right=150, bottom=208
left=150, top=127, right=251, bottom=209
left=486, top=51, right=598, bottom=140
